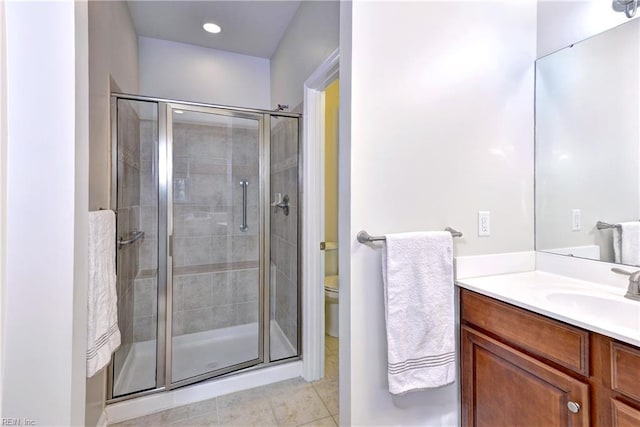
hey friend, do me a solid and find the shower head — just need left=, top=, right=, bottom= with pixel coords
left=613, top=0, right=639, bottom=18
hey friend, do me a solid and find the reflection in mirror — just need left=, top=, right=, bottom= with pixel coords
left=535, top=18, right=640, bottom=267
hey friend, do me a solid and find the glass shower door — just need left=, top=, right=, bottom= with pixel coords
left=111, top=98, right=159, bottom=398
left=269, top=116, right=300, bottom=361
left=168, top=105, right=263, bottom=384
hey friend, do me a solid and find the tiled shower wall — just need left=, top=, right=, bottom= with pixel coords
left=270, top=116, right=299, bottom=349
left=129, top=114, right=299, bottom=345
left=133, top=119, right=261, bottom=340
left=131, top=118, right=158, bottom=342
left=114, top=100, right=141, bottom=369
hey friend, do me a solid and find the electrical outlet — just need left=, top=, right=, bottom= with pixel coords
left=572, top=209, right=581, bottom=231
left=478, top=211, right=490, bottom=237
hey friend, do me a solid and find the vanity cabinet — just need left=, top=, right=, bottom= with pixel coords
left=591, top=335, right=640, bottom=426
left=462, top=326, right=590, bottom=426
left=610, top=400, right=640, bottom=426
left=460, top=289, right=640, bottom=427
left=461, top=290, right=590, bottom=426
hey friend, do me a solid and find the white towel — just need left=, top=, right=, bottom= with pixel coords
left=87, top=210, right=121, bottom=377
left=382, top=231, right=455, bottom=394
left=613, top=222, right=640, bottom=265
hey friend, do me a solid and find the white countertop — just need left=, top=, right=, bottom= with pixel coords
left=456, top=270, right=640, bottom=347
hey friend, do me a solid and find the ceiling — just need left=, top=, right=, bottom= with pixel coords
left=126, top=1, right=302, bottom=59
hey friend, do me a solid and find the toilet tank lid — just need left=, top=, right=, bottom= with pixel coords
left=324, top=275, right=339, bottom=289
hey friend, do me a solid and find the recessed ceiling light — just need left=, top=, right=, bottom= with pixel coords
left=174, top=110, right=184, bottom=114
left=203, top=22, right=222, bottom=34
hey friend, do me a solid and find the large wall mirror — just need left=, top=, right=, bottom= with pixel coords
left=535, top=18, right=640, bottom=266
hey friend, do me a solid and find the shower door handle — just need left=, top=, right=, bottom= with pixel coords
left=240, top=179, right=249, bottom=232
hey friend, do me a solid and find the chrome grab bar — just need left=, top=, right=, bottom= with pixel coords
left=118, top=230, right=145, bottom=250
left=240, top=179, right=249, bottom=232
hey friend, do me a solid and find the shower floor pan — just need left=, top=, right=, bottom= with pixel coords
left=113, top=320, right=296, bottom=397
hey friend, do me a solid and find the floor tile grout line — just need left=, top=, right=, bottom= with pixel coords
left=215, top=396, right=220, bottom=426
left=311, top=382, right=331, bottom=415
left=310, top=382, right=333, bottom=424
left=271, top=401, right=280, bottom=427
left=269, top=389, right=287, bottom=427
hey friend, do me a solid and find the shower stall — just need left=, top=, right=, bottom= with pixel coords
left=107, top=94, right=301, bottom=401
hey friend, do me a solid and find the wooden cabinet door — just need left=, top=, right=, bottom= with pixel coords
left=462, top=326, right=590, bottom=427
left=611, top=399, right=640, bottom=427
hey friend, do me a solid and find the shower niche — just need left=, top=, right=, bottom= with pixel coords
left=108, top=95, right=301, bottom=401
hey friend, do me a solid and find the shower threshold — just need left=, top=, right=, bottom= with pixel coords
left=113, top=320, right=296, bottom=397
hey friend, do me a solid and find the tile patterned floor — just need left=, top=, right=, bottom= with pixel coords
left=110, top=336, right=339, bottom=427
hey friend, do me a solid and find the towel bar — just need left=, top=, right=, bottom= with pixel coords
left=118, top=230, right=145, bottom=250
left=357, top=227, right=463, bottom=244
left=596, top=221, right=622, bottom=230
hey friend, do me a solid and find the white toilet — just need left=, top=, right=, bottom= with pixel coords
left=325, top=275, right=339, bottom=337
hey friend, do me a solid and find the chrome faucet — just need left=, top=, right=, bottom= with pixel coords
left=611, top=268, right=640, bottom=301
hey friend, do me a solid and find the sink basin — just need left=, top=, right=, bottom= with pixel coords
left=545, top=292, right=640, bottom=332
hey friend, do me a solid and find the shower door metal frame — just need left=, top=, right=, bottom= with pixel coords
left=163, top=102, right=268, bottom=389
left=106, top=93, right=302, bottom=403
left=106, top=96, right=168, bottom=402
left=261, top=114, right=272, bottom=365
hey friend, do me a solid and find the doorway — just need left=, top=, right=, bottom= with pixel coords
left=322, top=78, right=340, bottom=383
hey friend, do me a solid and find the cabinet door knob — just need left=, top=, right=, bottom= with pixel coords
left=567, top=401, right=580, bottom=414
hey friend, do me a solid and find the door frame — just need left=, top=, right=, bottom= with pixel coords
left=302, top=48, right=339, bottom=381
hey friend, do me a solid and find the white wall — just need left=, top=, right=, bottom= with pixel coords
left=537, top=0, right=636, bottom=57
left=4, top=1, right=88, bottom=425
left=74, top=2, right=90, bottom=426
left=342, top=1, right=536, bottom=425
left=0, top=0, right=7, bottom=415
left=87, top=1, right=139, bottom=425
left=338, top=3, right=352, bottom=424
left=270, top=0, right=339, bottom=109
left=535, top=19, right=640, bottom=262
left=89, top=0, right=139, bottom=211
left=138, top=36, right=270, bottom=109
